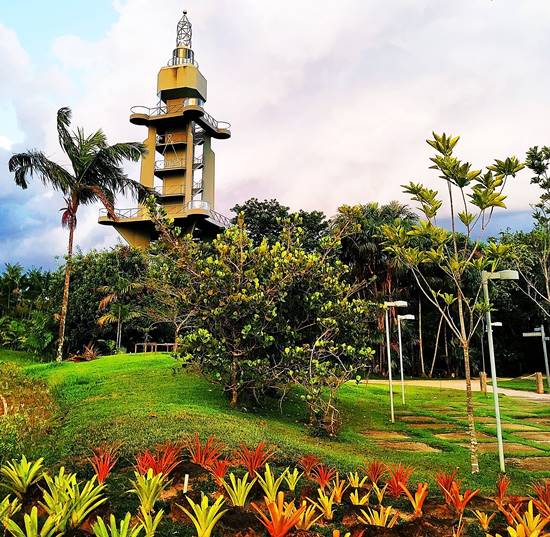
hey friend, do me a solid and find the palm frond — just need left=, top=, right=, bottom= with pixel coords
left=56, top=107, right=79, bottom=163
left=9, top=150, right=74, bottom=191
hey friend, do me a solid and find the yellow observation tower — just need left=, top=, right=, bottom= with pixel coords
left=99, top=11, right=231, bottom=247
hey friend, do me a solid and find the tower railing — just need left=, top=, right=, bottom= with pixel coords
left=154, top=156, right=203, bottom=171
left=99, top=203, right=232, bottom=229
left=153, top=185, right=185, bottom=196
left=130, top=104, right=231, bottom=130
left=167, top=57, right=199, bottom=68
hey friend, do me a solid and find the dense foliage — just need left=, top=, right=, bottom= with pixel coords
left=146, top=202, right=375, bottom=435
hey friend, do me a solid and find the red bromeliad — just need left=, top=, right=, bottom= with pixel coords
left=387, top=464, right=413, bottom=498
left=311, top=464, right=336, bottom=491
left=89, top=445, right=119, bottom=484
left=236, top=442, right=274, bottom=475
left=443, top=481, right=479, bottom=516
left=186, top=433, right=225, bottom=469
left=208, top=459, right=232, bottom=484
left=363, top=460, right=387, bottom=486
left=532, top=479, right=550, bottom=518
left=297, top=454, right=320, bottom=478
left=436, top=469, right=460, bottom=499
left=135, top=442, right=182, bottom=476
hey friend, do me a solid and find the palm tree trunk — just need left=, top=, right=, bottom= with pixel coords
left=116, top=310, right=122, bottom=349
left=463, top=341, right=479, bottom=473
left=56, top=219, right=75, bottom=362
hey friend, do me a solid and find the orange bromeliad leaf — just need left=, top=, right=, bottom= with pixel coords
left=236, top=442, right=274, bottom=475
left=252, top=492, right=306, bottom=537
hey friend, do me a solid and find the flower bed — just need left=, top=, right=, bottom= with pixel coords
left=0, top=434, right=548, bottom=537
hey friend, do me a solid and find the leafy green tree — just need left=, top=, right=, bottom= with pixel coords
left=148, top=201, right=375, bottom=434
left=231, top=198, right=328, bottom=252
left=382, top=132, right=524, bottom=473
left=9, top=107, right=146, bottom=361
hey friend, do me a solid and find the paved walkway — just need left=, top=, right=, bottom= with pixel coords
left=367, top=378, right=550, bottom=403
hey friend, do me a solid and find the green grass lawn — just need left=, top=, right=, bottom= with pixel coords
left=497, top=377, right=549, bottom=393
left=2, top=349, right=550, bottom=494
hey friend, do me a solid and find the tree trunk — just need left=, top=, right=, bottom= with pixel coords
left=56, top=220, right=75, bottom=362
left=229, top=353, right=238, bottom=407
left=116, top=313, right=122, bottom=350
left=429, top=314, right=444, bottom=378
left=418, top=299, right=426, bottom=377
left=462, top=341, right=479, bottom=473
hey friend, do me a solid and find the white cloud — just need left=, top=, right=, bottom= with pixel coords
left=4, top=0, right=550, bottom=266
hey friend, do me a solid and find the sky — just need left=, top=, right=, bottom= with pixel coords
left=1, top=0, right=549, bottom=269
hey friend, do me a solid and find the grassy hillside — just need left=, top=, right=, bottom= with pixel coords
left=2, top=350, right=550, bottom=493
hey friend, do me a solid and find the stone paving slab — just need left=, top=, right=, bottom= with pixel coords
left=400, top=415, right=439, bottom=423
left=460, top=442, right=542, bottom=454
left=376, top=440, right=441, bottom=453
left=408, top=422, right=458, bottom=430
left=435, top=431, right=495, bottom=442
left=508, top=457, right=550, bottom=471
left=364, top=430, right=410, bottom=440
left=516, top=431, right=550, bottom=443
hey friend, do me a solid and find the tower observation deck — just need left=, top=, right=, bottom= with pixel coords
left=98, top=11, right=231, bottom=247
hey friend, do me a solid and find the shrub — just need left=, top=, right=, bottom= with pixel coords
left=89, top=445, right=119, bottom=484
left=297, top=454, right=319, bottom=478
left=135, top=442, right=181, bottom=477
left=256, top=464, right=286, bottom=502
left=92, top=513, right=143, bottom=537
left=128, top=470, right=169, bottom=514
left=4, top=506, right=59, bottom=537
left=309, top=488, right=336, bottom=520
left=386, top=463, right=413, bottom=498
left=363, top=460, right=386, bottom=486
left=222, top=472, right=256, bottom=507
left=311, top=464, right=336, bottom=491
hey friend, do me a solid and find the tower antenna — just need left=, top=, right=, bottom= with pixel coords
left=177, top=10, right=192, bottom=48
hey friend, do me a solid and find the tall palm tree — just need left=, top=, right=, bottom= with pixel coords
left=9, top=107, right=146, bottom=362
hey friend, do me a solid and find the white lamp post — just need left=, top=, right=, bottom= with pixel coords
left=383, top=300, right=408, bottom=423
left=482, top=269, right=519, bottom=473
left=522, top=325, right=550, bottom=389
left=397, top=314, right=415, bottom=405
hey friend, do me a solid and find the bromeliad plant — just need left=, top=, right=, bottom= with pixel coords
left=0, top=495, right=20, bottom=524
left=187, top=434, right=224, bottom=470
left=208, top=459, right=232, bottom=486
left=347, top=472, right=368, bottom=489
left=92, top=513, right=143, bottom=537
left=329, top=474, right=348, bottom=504
left=128, top=470, right=169, bottom=514
left=472, top=510, right=496, bottom=532
left=0, top=456, right=44, bottom=499
left=256, top=464, right=286, bottom=502
left=387, top=464, right=413, bottom=499
left=294, top=501, right=322, bottom=531
left=283, top=468, right=302, bottom=492
left=39, top=469, right=106, bottom=531
left=138, top=507, right=163, bottom=537
left=363, top=460, right=386, bottom=486
left=178, top=494, right=227, bottom=537
left=349, top=489, right=370, bottom=506
left=236, top=442, right=274, bottom=475
left=252, top=492, right=306, bottom=537
left=135, top=443, right=181, bottom=477
left=297, top=455, right=320, bottom=478
left=358, top=505, right=399, bottom=528
left=532, top=479, right=550, bottom=518
left=309, top=488, right=336, bottom=521
left=4, top=506, right=59, bottom=537
left=311, top=465, right=336, bottom=492
left=89, top=445, right=119, bottom=484
left=222, top=472, right=257, bottom=507
left=401, top=482, right=429, bottom=517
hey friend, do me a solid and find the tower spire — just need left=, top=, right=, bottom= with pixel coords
left=172, top=10, right=195, bottom=66
left=176, top=10, right=192, bottom=48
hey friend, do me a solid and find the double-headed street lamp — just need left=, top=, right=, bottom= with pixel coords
left=482, top=269, right=519, bottom=473
left=384, top=300, right=408, bottom=423
left=397, top=314, right=415, bottom=405
left=522, top=325, right=550, bottom=389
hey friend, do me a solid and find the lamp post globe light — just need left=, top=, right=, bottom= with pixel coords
left=397, top=314, right=415, bottom=405
left=481, top=268, right=519, bottom=473
left=383, top=300, right=408, bottom=423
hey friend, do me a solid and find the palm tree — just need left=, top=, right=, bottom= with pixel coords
left=9, top=107, right=146, bottom=362
left=97, top=278, right=142, bottom=350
